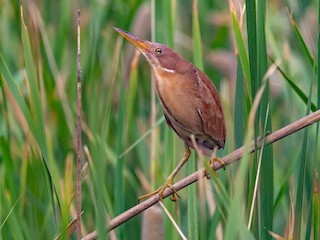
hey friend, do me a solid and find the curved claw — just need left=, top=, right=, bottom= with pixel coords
left=138, top=178, right=180, bottom=203
left=158, top=180, right=181, bottom=202
left=214, top=157, right=226, bottom=170
left=205, top=157, right=225, bottom=178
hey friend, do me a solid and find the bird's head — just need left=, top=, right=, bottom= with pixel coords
left=114, top=27, right=186, bottom=74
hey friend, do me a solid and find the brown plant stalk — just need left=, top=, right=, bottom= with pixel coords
left=76, top=9, right=82, bottom=240
left=82, top=109, right=320, bottom=240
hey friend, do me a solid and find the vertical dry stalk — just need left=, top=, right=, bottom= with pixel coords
left=76, top=9, right=82, bottom=240
left=150, top=0, right=157, bottom=191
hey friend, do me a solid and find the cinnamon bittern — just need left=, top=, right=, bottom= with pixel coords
left=114, top=27, right=226, bottom=201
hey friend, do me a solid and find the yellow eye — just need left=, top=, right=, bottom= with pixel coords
left=155, top=48, right=162, bottom=54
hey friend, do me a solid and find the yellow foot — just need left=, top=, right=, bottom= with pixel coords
left=138, top=178, right=180, bottom=203
left=212, top=157, right=226, bottom=170
left=204, top=157, right=225, bottom=179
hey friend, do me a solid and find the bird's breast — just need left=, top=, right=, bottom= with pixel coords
left=152, top=69, right=204, bottom=137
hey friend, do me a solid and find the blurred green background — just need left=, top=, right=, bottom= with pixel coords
left=0, top=0, right=319, bottom=239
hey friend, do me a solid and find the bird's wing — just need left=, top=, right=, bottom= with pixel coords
left=195, top=67, right=226, bottom=148
left=164, top=113, right=173, bottom=128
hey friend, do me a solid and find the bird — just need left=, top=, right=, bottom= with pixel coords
left=114, top=27, right=226, bottom=202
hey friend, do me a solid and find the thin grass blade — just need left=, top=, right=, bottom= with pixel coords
left=270, top=58, right=317, bottom=112
left=288, top=11, right=316, bottom=70
left=246, top=0, right=257, bottom=99
left=293, top=78, right=313, bottom=240
left=257, top=0, right=273, bottom=238
left=187, top=153, right=199, bottom=240
left=230, top=8, right=252, bottom=103
left=20, top=8, right=63, bottom=230
left=313, top=171, right=319, bottom=240
left=192, top=0, right=203, bottom=70
left=234, top=57, right=246, bottom=148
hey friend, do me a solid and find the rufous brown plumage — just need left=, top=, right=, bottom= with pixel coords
left=114, top=27, right=226, bottom=201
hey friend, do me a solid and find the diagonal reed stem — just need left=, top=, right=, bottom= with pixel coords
left=82, top=109, right=320, bottom=240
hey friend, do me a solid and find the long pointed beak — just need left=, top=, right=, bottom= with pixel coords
left=113, top=27, right=151, bottom=53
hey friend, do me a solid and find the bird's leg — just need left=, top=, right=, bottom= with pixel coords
left=204, top=146, right=225, bottom=179
left=138, top=144, right=191, bottom=202
left=158, top=144, right=191, bottom=201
